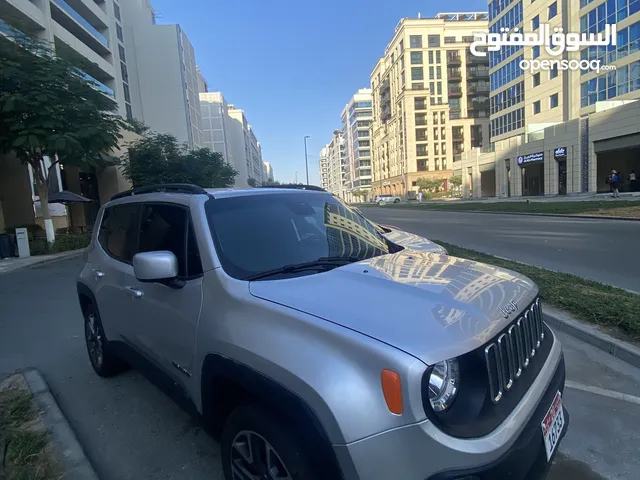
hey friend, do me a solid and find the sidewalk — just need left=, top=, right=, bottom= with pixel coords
left=0, top=249, right=84, bottom=275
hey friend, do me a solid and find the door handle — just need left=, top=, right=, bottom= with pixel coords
left=92, top=269, right=105, bottom=279
left=125, top=286, right=143, bottom=298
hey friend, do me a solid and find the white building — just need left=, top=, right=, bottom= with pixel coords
left=341, top=88, right=373, bottom=202
left=263, top=162, right=274, bottom=182
left=199, top=92, right=241, bottom=177
left=228, top=106, right=264, bottom=186
left=120, top=0, right=203, bottom=149
left=321, top=130, right=347, bottom=198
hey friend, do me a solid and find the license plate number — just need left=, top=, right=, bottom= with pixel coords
left=541, top=391, right=565, bottom=461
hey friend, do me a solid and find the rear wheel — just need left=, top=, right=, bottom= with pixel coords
left=221, top=405, right=319, bottom=480
left=394, top=198, right=400, bottom=203
left=83, top=303, right=128, bottom=377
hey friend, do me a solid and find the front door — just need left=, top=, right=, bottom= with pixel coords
left=558, top=161, right=567, bottom=195
left=124, top=203, right=204, bottom=381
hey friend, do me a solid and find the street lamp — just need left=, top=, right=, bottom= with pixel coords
left=304, top=135, right=310, bottom=185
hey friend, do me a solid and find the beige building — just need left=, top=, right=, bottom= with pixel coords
left=370, top=13, right=491, bottom=199
left=455, top=0, right=640, bottom=198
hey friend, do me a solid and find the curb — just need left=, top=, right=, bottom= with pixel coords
left=362, top=205, right=640, bottom=221
left=22, top=369, right=100, bottom=480
left=0, top=249, right=84, bottom=276
left=544, top=308, right=640, bottom=369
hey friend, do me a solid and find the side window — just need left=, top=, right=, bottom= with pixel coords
left=138, top=204, right=202, bottom=278
left=98, top=204, right=140, bottom=263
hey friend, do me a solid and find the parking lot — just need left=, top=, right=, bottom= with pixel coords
left=0, top=256, right=638, bottom=479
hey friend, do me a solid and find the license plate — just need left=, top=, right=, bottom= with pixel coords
left=541, top=391, right=565, bottom=461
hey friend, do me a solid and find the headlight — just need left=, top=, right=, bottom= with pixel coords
left=428, top=359, right=460, bottom=412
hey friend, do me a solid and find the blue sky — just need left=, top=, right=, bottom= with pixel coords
left=151, top=0, right=486, bottom=185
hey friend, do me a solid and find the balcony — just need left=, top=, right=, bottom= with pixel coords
left=50, top=0, right=110, bottom=56
left=468, top=67, right=490, bottom=78
left=452, top=132, right=464, bottom=141
left=447, top=53, right=462, bottom=65
left=468, top=84, right=490, bottom=95
left=448, top=85, right=463, bottom=97
left=447, top=68, right=462, bottom=81
left=466, top=51, right=487, bottom=64
left=469, top=99, right=489, bottom=110
left=53, top=22, right=115, bottom=82
left=0, top=0, right=46, bottom=32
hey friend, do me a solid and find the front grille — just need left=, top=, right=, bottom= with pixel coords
left=485, top=298, right=545, bottom=403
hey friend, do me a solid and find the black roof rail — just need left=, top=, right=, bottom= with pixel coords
left=259, top=184, right=327, bottom=192
left=110, top=183, right=208, bottom=201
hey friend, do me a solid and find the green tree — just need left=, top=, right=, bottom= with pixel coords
left=247, top=177, right=258, bottom=187
left=262, top=179, right=281, bottom=186
left=449, top=175, right=462, bottom=189
left=416, top=177, right=443, bottom=193
left=120, top=133, right=238, bottom=188
left=0, top=31, right=126, bottom=242
left=125, top=118, right=151, bottom=136
left=351, top=189, right=366, bottom=201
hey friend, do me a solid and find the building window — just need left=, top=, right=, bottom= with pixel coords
left=414, top=97, right=427, bottom=110
left=550, top=65, right=558, bottom=79
left=444, top=36, right=456, bottom=44
left=114, top=3, right=121, bottom=20
left=532, top=15, right=539, bottom=30
left=118, top=44, right=126, bottom=62
left=415, top=113, right=427, bottom=125
left=533, top=100, right=541, bottom=114
left=412, top=82, right=424, bottom=90
left=123, top=83, right=131, bottom=103
left=436, top=66, right=442, bottom=79
left=120, top=61, right=128, bottom=83
left=548, top=2, right=557, bottom=19
left=429, top=66, right=434, bottom=79
left=415, top=128, right=427, bottom=140
left=533, top=72, right=540, bottom=87
left=436, top=51, right=441, bottom=63
left=550, top=93, right=559, bottom=108
left=533, top=46, right=540, bottom=59
left=416, top=144, right=428, bottom=156
left=116, top=23, right=123, bottom=42
left=411, top=67, right=424, bottom=80
left=428, top=51, right=434, bottom=64
left=411, top=51, right=423, bottom=64
left=125, top=103, right=133, bottom=120
left=400, top=39, right=404, bottom=51
left=410, top=35, right=422, bottom=48
left=428, top=34, right=441, bottom=47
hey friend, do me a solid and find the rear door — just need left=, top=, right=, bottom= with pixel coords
left=92, top=204, right=141, bottom=341
left=124, top=203, right=204, bottom=380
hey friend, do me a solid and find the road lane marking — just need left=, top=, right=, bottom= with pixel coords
left=565, top=380, right=640, bottom=406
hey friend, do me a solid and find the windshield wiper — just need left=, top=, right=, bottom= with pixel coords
left=243, top=256, right=361, bottom=281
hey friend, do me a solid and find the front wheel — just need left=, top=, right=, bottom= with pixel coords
left=394, top=198, right=400, bottom=203
left=221, top=405, right=319, bottom=480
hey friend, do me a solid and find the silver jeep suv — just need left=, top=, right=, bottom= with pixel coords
left=77, top=183, right=568, bottom=480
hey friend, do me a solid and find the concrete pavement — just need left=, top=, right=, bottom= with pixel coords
left=360, top=206, right=640, bottom=292
left=1, top=258, right=638, bottom=479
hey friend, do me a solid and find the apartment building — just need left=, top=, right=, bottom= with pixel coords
left=264, top=161, right=274, bottom=182
left=320, top=130, right=347, bottom=198
left=228, top=106, right=265, bottom=186
left=121, top=0, right=203, bottom=149
left=341, top=89, right=373, bottom=202
left=455, top=0, right=640, bottom=198
left=370, top=13, right=491, bottom=199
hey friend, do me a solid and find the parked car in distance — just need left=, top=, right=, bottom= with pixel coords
left=77, top=183, right=568, bottom=480
left=374, top=193, right=401, bottom=205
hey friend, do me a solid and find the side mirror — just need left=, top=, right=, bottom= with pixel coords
left=133, top=251, right=178, bottom=282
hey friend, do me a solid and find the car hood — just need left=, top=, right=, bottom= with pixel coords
left=249, top=250, right=538, bottom=365
left=382, top=229, right=448, bottom=255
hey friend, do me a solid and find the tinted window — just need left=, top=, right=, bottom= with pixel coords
left=139, top=204, right=202, bottom=278
left=205, top=193, right=389, bottom=280
left=98, top=204, right=140, bottom=263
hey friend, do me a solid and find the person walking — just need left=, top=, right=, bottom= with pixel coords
left=611, top=169, right=621, bottom=198
left=418, top=190, right=423, bottom=203
left=630, top=170, right=637, bottom=192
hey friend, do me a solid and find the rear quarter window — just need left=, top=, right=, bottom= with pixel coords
left=98, top=204, right=140, bottom=263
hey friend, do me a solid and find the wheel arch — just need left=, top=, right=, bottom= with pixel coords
left=76, top=282, right=96, bottom=315
left=201, top=353, right=348, bottom=479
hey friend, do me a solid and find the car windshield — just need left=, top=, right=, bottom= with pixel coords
left=205, top=191, right=389, bottom=280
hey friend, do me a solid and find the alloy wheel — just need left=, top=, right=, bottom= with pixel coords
left=85, top=313, right=104, bottom=369
left=230, top=430, right=292, bottom=480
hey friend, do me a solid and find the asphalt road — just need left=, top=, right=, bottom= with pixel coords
left=1, top=258, right=640, bottom=480
left=360, top=207, right=640, bottom=293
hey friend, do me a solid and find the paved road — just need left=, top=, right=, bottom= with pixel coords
left=360, top=207, right=640, bottom=292
left=2, top=258, right=640, bottom=479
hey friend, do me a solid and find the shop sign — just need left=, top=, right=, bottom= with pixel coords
left=517, top=152, right=544, bottom=166
left=553, top=147, right=567, bottom=160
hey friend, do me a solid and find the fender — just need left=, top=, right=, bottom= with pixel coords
left=201, top=353, right=353, bottom=479
left=76, top=282, right=97, bottom=314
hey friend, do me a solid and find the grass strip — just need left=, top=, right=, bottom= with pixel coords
left=0, top=386, right=60, bottom=480
left=434, top=240, right=640, bottom=339
left=374, top=199, right=640, bottom=215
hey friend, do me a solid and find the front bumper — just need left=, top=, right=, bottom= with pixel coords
left=335, top=332, right=567, bottom=480
left=429, top=354, right=568, bottom=480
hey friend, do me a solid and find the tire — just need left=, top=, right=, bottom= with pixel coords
left=394, top=198, right=400, bottom=203
left=221, top=405, right=319, bottom=480
left=83, top=303, right=128, bottom=378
